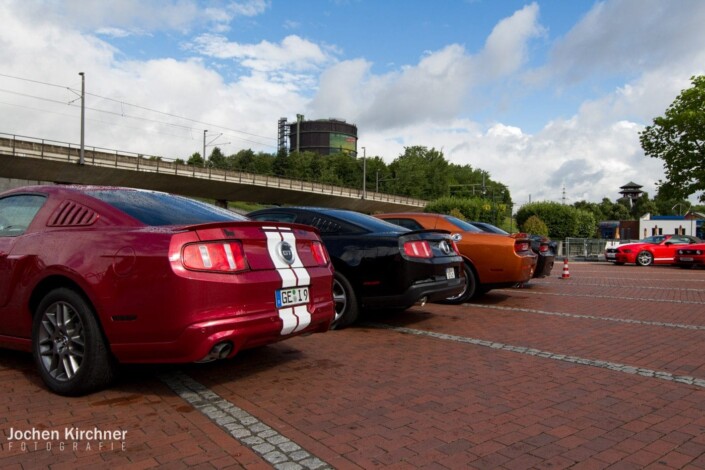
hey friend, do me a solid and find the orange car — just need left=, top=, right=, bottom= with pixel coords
left=376, top=213, right=537, bottom=303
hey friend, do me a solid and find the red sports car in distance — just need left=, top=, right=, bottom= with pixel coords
left=607, top=234, right=701, bottom=266
left=674, top=243, right=705, bottom=268
left=0, top=185, right=334, bottom=395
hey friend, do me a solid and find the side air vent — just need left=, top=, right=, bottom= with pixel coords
left=48, top=200, right=99, bottom=227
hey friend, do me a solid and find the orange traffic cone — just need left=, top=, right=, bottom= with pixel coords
left=561, top=258, right=570, bottom=279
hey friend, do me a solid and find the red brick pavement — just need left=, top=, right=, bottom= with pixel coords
left=1, top=262, right=704, bottom=468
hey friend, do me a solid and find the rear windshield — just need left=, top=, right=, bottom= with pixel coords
left=88, top=189, right=247, bottom=226
left=326, top=209, right=410, bottom=233
left=444, top=216, right=483, bottom=233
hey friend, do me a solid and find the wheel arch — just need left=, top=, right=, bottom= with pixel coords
left=461, top=255, right=481, bottom=285
left=29, top=276, right=101, bottom=327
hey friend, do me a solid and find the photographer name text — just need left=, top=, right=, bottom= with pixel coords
left=4, top=427, right=127, bottom=452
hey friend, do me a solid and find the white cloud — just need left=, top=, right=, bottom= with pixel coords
left=309, top=3, right=543, bottom=130
left=188, top=34, right=334, bottom=73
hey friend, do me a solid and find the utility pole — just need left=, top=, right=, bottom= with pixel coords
left=78, top=72, right=85, bottom=165
left=203, top=129, right=207, bottom=166
left=362, top=146, right=367, bottom=199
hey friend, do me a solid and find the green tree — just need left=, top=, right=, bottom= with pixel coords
left=388, top=146, right=449, bottom=199
left=640, top=75, right=705, bottom=202
left=632, top=192, right=658, bottom=219
left=186, top=152, right=204, bottom=166
left=208, top=147, right=227, bottom=169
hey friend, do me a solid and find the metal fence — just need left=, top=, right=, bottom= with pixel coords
left=559, top=238, right=638, bottom=261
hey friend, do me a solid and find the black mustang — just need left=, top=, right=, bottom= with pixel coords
left=248, top=207, right=464, bottom=328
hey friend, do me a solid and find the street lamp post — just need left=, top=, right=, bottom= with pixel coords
left=362, top=146, right=366, bottom=199
left=78, top=72, right=85, bottom=165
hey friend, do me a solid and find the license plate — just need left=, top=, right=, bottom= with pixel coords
left=680, top=257, right=693, bottom=262
left=446, top=267, right=455, bottom=279
left=276, top=287, right=309, bottom=308
left=606, top=253, right=615, bottom=259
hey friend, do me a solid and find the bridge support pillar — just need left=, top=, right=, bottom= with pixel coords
left=215, top=199, right=228, bottom=209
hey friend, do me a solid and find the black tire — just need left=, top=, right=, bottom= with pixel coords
left=636, top=250, right=654, bottom=266
left=614, top=262, right=625, bottom=266
left=442, top=262, right=478, bottom=305
left=32, top=288, right=116, bottom=396
left=331, top=272, right=359, bottom=329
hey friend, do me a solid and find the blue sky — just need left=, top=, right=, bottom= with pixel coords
left=1, top=0, right=705, bottom=205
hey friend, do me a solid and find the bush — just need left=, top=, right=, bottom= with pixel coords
left=425, top=196, right=508, bottom=222
left=522, top=215, right=549, bottom=236
left=516, top=202, right=597, bottom=239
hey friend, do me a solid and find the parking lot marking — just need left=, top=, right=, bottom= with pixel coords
left=474, top=304, right=705, bottom=330
left=366, top=323, right=705, bottom=389
left=159, top=371, right=332, bottom=470
left=531, top=279, right=705, bottom=292
left=499, top=288, right=705, bottom=305
left=538, top=275, right=705, bottom=283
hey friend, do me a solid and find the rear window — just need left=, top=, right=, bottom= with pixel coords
left=326, top=210, right=409, bottom=233
left=88, top=189, right=246, bottom=226
left=444, top=216, right=483, bottom=233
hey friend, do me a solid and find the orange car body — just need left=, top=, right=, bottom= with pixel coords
left=376, top=213, right=537, bottom=292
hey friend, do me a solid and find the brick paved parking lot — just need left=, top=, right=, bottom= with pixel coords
left=2, top=262, right=705, bottom=469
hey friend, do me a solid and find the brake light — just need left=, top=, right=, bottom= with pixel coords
left=404, top=240, right=433, bottom=258
left=310, top=241, right=329, bottom=265
left=539, top=244, right=549, bottom=253
left=514, top=241, right=530, bottom=253
left=182, top=241, right=248, bottom=272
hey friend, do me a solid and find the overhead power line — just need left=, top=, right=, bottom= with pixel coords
left=0, top=72, right=279, bottom=148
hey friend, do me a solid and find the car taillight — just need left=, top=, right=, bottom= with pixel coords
left=514, top=241, right=530, bottom=253
left=404, top=240, right=433, bottom=258
left=539, top=244, right=549, bottom=253
left=310, top=241, right=328, bottom=265
left=182, top=241, right=248, bottom=272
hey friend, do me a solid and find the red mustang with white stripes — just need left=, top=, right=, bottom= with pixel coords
left=0, top=185, right=334, bottom=395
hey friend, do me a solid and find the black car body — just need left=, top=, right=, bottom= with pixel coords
left=468, top=222, right=556, bottom=278
left=248, top=207, right=464, bottom=328
left=527, top=234, right=557, bottom=278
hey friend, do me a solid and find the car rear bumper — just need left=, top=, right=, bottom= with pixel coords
left=109, top=300, right=334, bottom=363
left=675, top=256, right=705, bottom=266
left=362, top=275, right=465, bottom=309
left=533, top=254, right=555, bottom=278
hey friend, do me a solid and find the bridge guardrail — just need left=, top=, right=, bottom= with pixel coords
left=0, top=132, right=426, bottom=207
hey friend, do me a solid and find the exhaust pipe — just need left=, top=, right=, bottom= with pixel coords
left=416, top=296, right=428, bottom=307
left=196, top=341, right=233, bottom=363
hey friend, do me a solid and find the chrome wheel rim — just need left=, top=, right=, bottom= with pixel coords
left=332, top=279, right=347, bottom=324
left=447, top=266, right=470, bottom=301
left=638, top=252, right=652, bottom=265
left=38, top=301, right=85, bottom=382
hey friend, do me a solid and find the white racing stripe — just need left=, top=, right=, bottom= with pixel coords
left=278, top=307, right=298, bottom=335
left=264, top=227, right=313, bottom=335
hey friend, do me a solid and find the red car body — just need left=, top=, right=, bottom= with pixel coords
left=0, top=185, right=334, bottom=395
left=674, top=243, right=705, bottom=268
left=609, top=234, right=701, bottom=266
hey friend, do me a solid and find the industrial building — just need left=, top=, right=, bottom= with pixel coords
left=278, top=116, right=358, bottom=156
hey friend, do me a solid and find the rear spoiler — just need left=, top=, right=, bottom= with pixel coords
left=177, top=220, right=322, bottom=236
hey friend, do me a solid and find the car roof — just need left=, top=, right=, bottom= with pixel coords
left=249, top=207, right=410, bottom=234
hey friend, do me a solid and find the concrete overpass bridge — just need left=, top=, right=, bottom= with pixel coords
left=0, top=133, right=427, bottom=212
